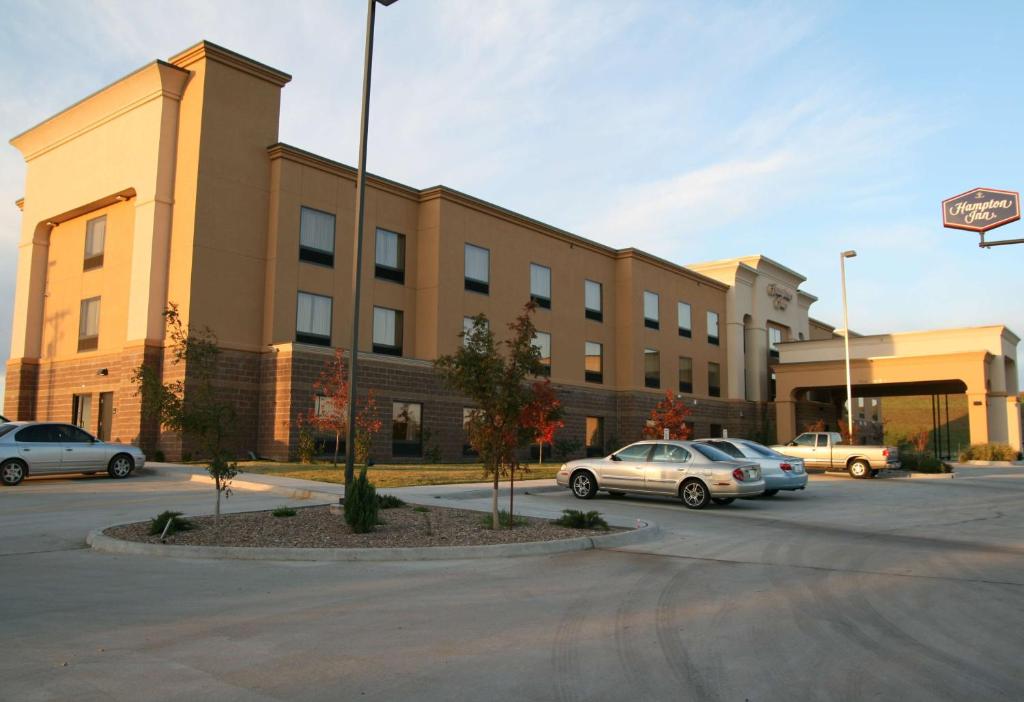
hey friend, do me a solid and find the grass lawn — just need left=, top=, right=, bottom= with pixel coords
left=238, top=461, right=560, bottom=488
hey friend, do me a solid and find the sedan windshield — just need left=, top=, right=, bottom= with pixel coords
left=690, top=443, right=736, bottom=462
left=0, top=424, right=14, bottom=438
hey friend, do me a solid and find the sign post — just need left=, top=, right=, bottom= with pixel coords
left=942, top=187, right=1021, bottom=248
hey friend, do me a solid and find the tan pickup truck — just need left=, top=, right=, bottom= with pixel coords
left=772, top=432, right=900, bottom=479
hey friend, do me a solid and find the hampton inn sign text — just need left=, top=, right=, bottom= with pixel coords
left=942, top=188, right=1020, bottom=233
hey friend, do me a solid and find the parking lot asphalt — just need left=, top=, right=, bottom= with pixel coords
left=1, top=466, right=1022, bottom=701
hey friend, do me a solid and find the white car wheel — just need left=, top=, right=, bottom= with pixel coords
left=108, top=455, right=134, bottom=479
left=2, top=460, right=26, bottom=486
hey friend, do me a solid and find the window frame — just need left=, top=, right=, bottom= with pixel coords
left=644, top=348, right=660, bottom=389
left=584, top=341, right=603, bottom=384
left=585, top=416, right=605, bottom=457
left=643, top=291, right=660, bottom=330
left=83, top=215, right=106, bottom=271
left=677, top=301, right=692, bottom=338
left=708, top=361, right=721, bottom=397
left=372, top=306, right=404, bottom=356
left=295, top=291, right=333, bottom=346
left=584, top=279, right=603, bottom=322
left=374, top=228, right=406, bottom=284
left=391, top=401, right=424, bottom=458
left=678, top=356, right=693, bottom=394
left=298, top=206, right=336, bottom=267
left=464, top=243, right=490, bottom=294
left=707, top=310, right=720, bottom=345
left=78, top=297, right=101, bottom=352
left=529, top=263, right=552, bottom=309
left=533, top=331, right=552, bottom=377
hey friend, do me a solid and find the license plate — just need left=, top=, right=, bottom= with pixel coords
left=747, top=469, right=757, bottom=479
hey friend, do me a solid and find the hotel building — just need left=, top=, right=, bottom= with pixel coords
left=9, top=41, right=1016, bottom=461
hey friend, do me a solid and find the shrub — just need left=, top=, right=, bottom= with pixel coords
left=148, top=511, right=193, bottom=536
left=915, top=456, right=949, bottom=473
left=554, top=438, right=583, bottom=461
left=412, top=506, right=430, bottom=513
left=553, top=509, right=609, bottom=531
left=377, top=494, right=406, bottom=509
left=343, top=467, right=379, bottom=533
left=272, top=506, right=297, bottom=517
left=297, top=426, right=317, bottom=464
left=960, top=443, right=1018, bottom=462
left=480, top=510, right=528, bottom=529
left=154, top=450, right=166, bottom=463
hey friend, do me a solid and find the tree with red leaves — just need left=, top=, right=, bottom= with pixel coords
left=520, top=379, right=565, bottom=465
left=642, top=390, right=693, bottom=440
left=305, top=348, right=381, bottom=483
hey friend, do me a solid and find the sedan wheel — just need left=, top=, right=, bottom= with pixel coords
left=1, top=460, right=26, bottom=486
left=680, top=480, right=710, bottom=510
left=108, top=454, right=134, bottom=479
left=571, top=471, right=598, bottom=499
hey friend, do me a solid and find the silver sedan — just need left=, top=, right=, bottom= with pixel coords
left=555, top=440, right=765, bottom=509
left=0, top=421, right=147, bottom=486
left=695, top=438, right=808, bottom=496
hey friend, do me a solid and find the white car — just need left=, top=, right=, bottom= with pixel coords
left=556, top=440, right=765, bottom=509
left=694, top=438, right=808, bottom=496
left=0, top=421, right=146, bottom=486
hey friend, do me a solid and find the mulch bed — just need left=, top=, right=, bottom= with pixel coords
left=105, top=504, right=619, bottom=549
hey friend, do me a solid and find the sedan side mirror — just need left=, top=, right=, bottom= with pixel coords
left=609, top=454, right=621, bottom=462
left=787, top=441, right=797, bottom=447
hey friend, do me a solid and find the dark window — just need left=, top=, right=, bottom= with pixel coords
left=691, top=442, right=733, bottom=461
left=530, top=263, right=551, bottom=309
left=585, top=341, right=603, bottom=384
left=296, top=292, right=332, bottom=346
left=375, top=228, right=406, bottom=283
left=708, top=362, right=721, bottom=398
left=15, top=424, right=60, bottom=443
left=534, top=332, right=551, bottom=377
left=613, top=444, right=653, bottom=461
left=644, top=349, right=660, bottom=389
left=78, top=297, right=100, bottom=352
left=84, top=215, right=106, bottom=271
left=678, top=356, right=693, bottom=394
left=372, top=307, right=403, bottom=356
left=707, top=439, right=741, bottom=457
left=59, top=425, right=94, bottom=443
left=677, top=301, right=692, bottom=338
left=465, top=244, right=490, bottom=294
left=392, top=402, right=423, bottom=457
left=299, top=206, right=336, bottom=267
left=585, top=280, right=603, bottom=322
left=709, top=424, right=724, bottom=438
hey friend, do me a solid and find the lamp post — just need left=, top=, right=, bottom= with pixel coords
left=840, top=250, right=857, bottom=444
left=345, top=0, right=398, bottom=490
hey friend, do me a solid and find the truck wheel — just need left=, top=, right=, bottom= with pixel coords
left=848, top=460, right=870, bottom=479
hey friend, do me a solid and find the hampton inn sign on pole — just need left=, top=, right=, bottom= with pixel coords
left=942, top=187, right=1021, bottom=248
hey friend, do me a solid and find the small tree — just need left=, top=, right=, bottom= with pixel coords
left=521, top=379, right=564, bottom=464
left=435, top=303, right=546, bottom=529
left=132, top=304, right=238, bottom=527
left=304, top=349, right=381, bottom=479
left=642, top=390, right=694, bottom=440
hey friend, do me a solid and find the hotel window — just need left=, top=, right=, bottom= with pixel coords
left=299, top=206, right=336, bottom=267
left=462, top=408, right=479, bottom=457
left=643, top=291, right=660, bottom=330
left=375, top=228, right=406, bottom=283
left=585, top=341, right=603, bottom=384
left=708, top=361, right=721, bottom=397
left=83, top=215, right=106, bottom=271
left=677, top=301, right=692, bottom=338
left=78, top=297, right=100, bottom=352
left=707, top=311, right=720, bottom=345
left=533, top=332, right=552, bottom=376
left=372, top=306, right=403, bottom=356
left=530, top=263, right=552, bottom=309
left=678, top=356, right=693, bottom=394
left=463, top=316, right=489, bottom=346
left=464, top=243, right=490, bottom=294
left=296, top=291, right=332, bottom=346
left=586, top=416, right=605, bottom=457
left=644, top=348, right=660, bottom=389
left=392, top=402, right=423, bottom=458
left=710, top=423, right=724, bottom=438
left=768, top=326, right=783, bottom=360
left=584, top=279, right=603, bottom=321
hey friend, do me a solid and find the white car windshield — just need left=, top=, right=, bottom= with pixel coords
left=0, top=424, right=15, bottom=438
left=741, top=441, right=786, bottom=459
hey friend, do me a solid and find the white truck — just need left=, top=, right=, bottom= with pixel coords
left=772, top=432, right=900, bottom=479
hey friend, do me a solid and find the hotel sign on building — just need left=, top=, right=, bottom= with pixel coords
left=942, top=188, right=1020, bottom=233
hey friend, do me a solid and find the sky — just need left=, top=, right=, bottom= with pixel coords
left=1, top=0, right=1023, bottom=399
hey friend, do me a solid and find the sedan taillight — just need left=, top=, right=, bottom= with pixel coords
left=732, top=468, right=745, bottom=482
left=882, top=448, right=889, bottom=458
left=780, top=462, right=793, bottom=472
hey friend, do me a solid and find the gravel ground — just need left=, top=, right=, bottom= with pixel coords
left=105, top=504, right=618, bottom=548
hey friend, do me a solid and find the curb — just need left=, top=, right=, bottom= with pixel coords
left=86, top=520, right=660, bottom=562
left=878, top=470, right=956, bottom=480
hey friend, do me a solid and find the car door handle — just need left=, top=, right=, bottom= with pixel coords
left=65, top=448, right=74, bottom=452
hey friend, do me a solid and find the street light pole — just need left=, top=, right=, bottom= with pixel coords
left=840, top=250, right=857, bottom=445
left=345, top=0, right=397, bottom=490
